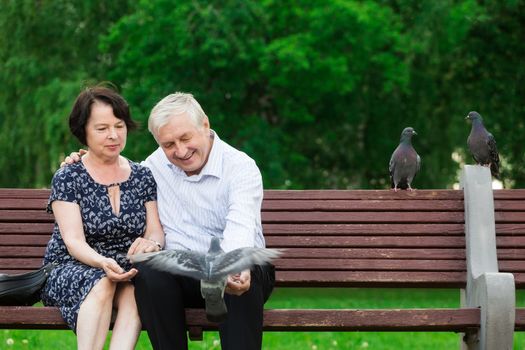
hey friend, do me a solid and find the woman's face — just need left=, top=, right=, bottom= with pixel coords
left=85, top=101, right=127, bottom=160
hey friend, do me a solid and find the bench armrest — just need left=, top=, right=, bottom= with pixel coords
left=461, top=165, right=515, bottom=350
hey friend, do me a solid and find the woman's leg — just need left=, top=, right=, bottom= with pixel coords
left=109, top=282, right=141, bottom=350
left=76, top=277, right=116, bottom=350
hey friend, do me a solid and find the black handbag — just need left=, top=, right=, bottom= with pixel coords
left=0, top=262, right=55, bottom=306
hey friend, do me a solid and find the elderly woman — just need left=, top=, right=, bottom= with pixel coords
left=41, top=86, right=164, bottom=350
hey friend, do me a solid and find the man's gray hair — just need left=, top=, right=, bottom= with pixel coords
left=148, top=92, right=207, bottom=138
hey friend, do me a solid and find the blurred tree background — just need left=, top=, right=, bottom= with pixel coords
left=0, top=0, right=523, bottom=189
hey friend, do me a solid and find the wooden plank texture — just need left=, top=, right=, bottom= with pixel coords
left=265, top=236, right=465, bottom=247
left=263, top=190, right=463, bottom=200
left=262, top=199, right=464, bottom=211
left=0, top=306, right=480, bottom=332
left=262, top=211, right=464, bottom=223
left=262, top=223, right=465, bottom=235
left=516, top=308, right=525, bottom=331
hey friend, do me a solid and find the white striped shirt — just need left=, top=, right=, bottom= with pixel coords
left=143, top=131, right=265, bottom=253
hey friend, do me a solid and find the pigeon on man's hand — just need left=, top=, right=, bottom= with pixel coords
left=466, top=111, right=500, bottom=178
left=389, top=127, right=421, bottom=191
left=130, top=237, right=282, bottom=323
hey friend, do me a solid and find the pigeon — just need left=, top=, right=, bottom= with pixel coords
left=130, top=237, right=282, bottom=323
left=466, top=111, right=500, bottom=178
left=389, top=127, right=421, bottom=191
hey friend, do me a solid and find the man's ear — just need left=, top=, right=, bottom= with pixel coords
left=202, top=116, right=210, bottom=131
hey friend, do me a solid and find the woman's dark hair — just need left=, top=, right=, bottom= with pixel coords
left=69, top=86, right=137, bottom=145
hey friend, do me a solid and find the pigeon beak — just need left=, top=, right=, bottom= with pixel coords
left=412, top=131, right=417, bottom=135
left=465, top=115, right=470, bottom=120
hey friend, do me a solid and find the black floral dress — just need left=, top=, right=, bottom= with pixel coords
left=41, top=159, right=157, bottom=331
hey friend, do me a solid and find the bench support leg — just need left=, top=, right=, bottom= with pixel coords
left=462, top=273, right=515, bottom=350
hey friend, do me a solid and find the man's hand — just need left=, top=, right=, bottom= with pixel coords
left=225, top=269, right=251, bottom=296
left=127, top=237, right=162, bottom=258
left=100, top=257, right=137, bottom=282
left=60, top=149, right=87, bottom=167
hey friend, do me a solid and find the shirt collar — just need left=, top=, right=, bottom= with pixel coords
left=166, top=130, right=223, bottom=180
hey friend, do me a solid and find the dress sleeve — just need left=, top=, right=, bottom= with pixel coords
left=142, top=167, right=158, bottom=203
left=46, top=167, right=78, bottom=213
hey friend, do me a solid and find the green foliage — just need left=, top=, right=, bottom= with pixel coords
left=1, top=0, right=524, bottom=189
left=0, top=0, right=133, bottom=187
left=102, top=0, right=409, bottom=188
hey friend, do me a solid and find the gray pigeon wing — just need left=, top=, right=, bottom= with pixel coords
left=487, top=133, right=500, bottom=176
left=210, top=248, right=282, bottom=278
left=389, top=148, right=397, bottom=177
left=132, top=250, right=207, bottom=280
left=416, top=154, right=421, bottom=173
left=389, top=147, right=399, bottom=186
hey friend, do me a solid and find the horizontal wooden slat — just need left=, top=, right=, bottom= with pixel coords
left=263, top=190, right=463, bottom=200
left=281, top=248, right=465, bottom=259
left=0, top=247, right=46, bottom=257
left=493, top=189, right=525, bottom=200
left=262, top=200, right=464, bottom=211
left=187, top=308, right=480, bottom=332
left=497, top=249, right=525, bottom=260
left=274, top=258, right=465, bottom=271
left=263, top=223, right=465, bottom=235
left=496, top=236, right=525, bottom=247
left=0, top=235, right=50, bottom=246
left=498, top=261, right=525, bottom=272
left=494, top=200, right=525, bottom=211
left=0, top=211, right=53, bottom=222
left=495, top=212, right=525, bottom=223
left=0, top=258, right=44, bottom=270
left=0, top=198, right=48, bottom=210
left=496, top=224, right=525, bottom=235
left=263, top=212, right=464, bottom=223
left=0, top=189, right=50, bottom=199
left=0, top=306, right=480, bottom=332
left=0, top=223, right=54, bottom=234
left=266, top=236, right=464, bottom=248
left=0, top=307, right=65, bottom=329
left=276, top=271, right=466, bottom=288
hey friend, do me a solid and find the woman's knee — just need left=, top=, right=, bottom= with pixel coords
left=86, top=277, right=117, bottom=305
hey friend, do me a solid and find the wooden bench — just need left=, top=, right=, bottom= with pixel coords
left=0, top=166, right=519, bottom=349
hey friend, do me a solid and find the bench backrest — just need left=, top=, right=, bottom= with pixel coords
left=0, top=188, right=470, bottom=289
left=494, top=189, right=525, bottom=288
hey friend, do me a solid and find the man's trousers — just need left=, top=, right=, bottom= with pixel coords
left=134, top=263, right=275, bottom=350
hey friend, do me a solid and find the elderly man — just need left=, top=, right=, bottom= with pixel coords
left=134, top=92, right=274, bottom=350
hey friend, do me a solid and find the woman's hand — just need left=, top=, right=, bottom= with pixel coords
left=127, top=236, right=162, bottom=258
left=100, top=257, right=137, bottom=282
left=225, top=269, right=251, bottom=296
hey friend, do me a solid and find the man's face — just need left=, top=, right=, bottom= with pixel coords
left=156, top=113, right=212, bottom=176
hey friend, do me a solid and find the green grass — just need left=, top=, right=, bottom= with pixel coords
left=2, top=289, right=525, bottom=349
